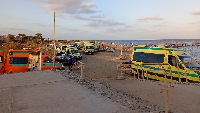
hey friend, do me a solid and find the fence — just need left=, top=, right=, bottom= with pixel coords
left=117, top=62, right=200, bottom=84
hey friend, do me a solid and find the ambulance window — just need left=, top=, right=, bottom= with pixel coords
left=133, top=52, right=164, bottom=63
left=0, top=55, right=3, bottom=63
left=43, top=57, right=52, bottom=63
left=10, top=57, right=28, bottom=64
left=86, top=46, right=94, bottom=49
left=168, top=56, right=179, bottom=66
left=133, top=52, right=148, bottom=62
left=148, top=53, right=164, bottom=63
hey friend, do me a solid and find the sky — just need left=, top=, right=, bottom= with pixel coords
left=0, top=0, right=200, bottom=40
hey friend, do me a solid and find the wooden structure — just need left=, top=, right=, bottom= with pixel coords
left=79, top=62, right=85, bottom=82
left=158, top=84, right=174, bottom=113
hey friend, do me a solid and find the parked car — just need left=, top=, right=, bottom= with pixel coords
left=55, top=51, right=65, bottom=60
left=55, top=54, right=76, bottom=66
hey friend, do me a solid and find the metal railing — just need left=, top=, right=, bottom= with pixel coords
left=117, top=62, right=200, bottom=84
left=177, top=62, right=200, bottom=83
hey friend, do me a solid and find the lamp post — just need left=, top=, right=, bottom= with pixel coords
left=53, top=12, right=55, bottom=68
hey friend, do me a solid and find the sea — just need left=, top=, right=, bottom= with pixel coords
left=100, top=39, right=200, bottom=46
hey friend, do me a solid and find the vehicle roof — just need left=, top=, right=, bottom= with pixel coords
left=9, top=49, right=42, bottom=52
left=133, top=46, right=191, bottom=56
left=59, top=43, right=69, bottom=46
left=134, top=46, right=183, bottom=51
left=84, top=43, right=94, bottom=46
left=68, top=47, right=78, bottom=50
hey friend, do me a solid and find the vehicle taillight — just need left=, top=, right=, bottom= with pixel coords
left=65, top=60, right=66, bottom=62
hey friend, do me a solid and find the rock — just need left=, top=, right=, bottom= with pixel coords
left=116, top=76, right=125, bottom=80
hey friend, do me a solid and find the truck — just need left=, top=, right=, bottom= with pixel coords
left=90, top=41, right=100, bottom=50
left=83, top=43, right=94, bottom=55
left=66, top=47, right=82, bottom=60
left=59, top=43, right=70, bottom=53
left=0, top=49, right=64, bottom=74
left=131, top=45, right=200, bottom=83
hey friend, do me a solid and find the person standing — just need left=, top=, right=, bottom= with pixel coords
left=102, top=44, right=104, bottom=50
left=68, top=55, right=73, bottom=71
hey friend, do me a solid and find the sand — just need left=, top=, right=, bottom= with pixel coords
left=0, top=70, right=132, bottom=113
left=0, top=46, right=200, bottom=113
left=72, top=50, right=200, bottom=113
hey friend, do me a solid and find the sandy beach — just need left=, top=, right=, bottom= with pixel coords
left=0, top=47, right=200, bottom=113
left=0, top=70, right=132, bottom=113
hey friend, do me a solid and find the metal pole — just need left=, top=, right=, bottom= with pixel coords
left=53, top=12, right=55, bottom=68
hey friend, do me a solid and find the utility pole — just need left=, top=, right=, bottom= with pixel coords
left=53, top=12, right=55, bottom=68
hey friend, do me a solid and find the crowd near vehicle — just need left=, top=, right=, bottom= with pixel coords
left=131, top=45, right=200, bottom=83
left=83, top=43, right=95, bottom=55
left=55, top=53, right=76, bottom=66
left=0, top=49, right=64, bottom=74
left=66, top=47, right=82, bottom=60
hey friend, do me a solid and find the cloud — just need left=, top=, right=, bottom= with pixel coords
left=32, top=0, right=97, bottom=14
left=103, top=22, right=125, bottom=26
left=90, top=14, right=104, bottom=18
left=33, top=23, right=52, bottom=27
left=82, top=21, right=100, bottom=27
left=33, top=23, right=62, bottom=28
left=137, top=15, right=164, bottom=22
left=153, top=25, right=167, bottom=27
left=73, top=15, right=125, bottom=27
left=124, top=25, right=131, bottom=28
left=153, top=22, right=167, bottom=27
left=33, top=23, right=79, bottom=32
left=104, top=28, right=132, bottom=33
left=56, top=14, right=64, bottom=18
left=82, top=20, right=125, bottom=27
left=0, top=27, right=32, bottom=35
left=81, top=3, right=96, bottom=7
left=73, top=15, right=88, bottom=20
left=60, top=28, right=79, bottom=32
left=188, top=21, right=200, bottom=24
left=0, top=27, right=29, bottom=31
left=137, top=29, right=147, bottom=30
left=190, top=11, right=200, bottom=15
